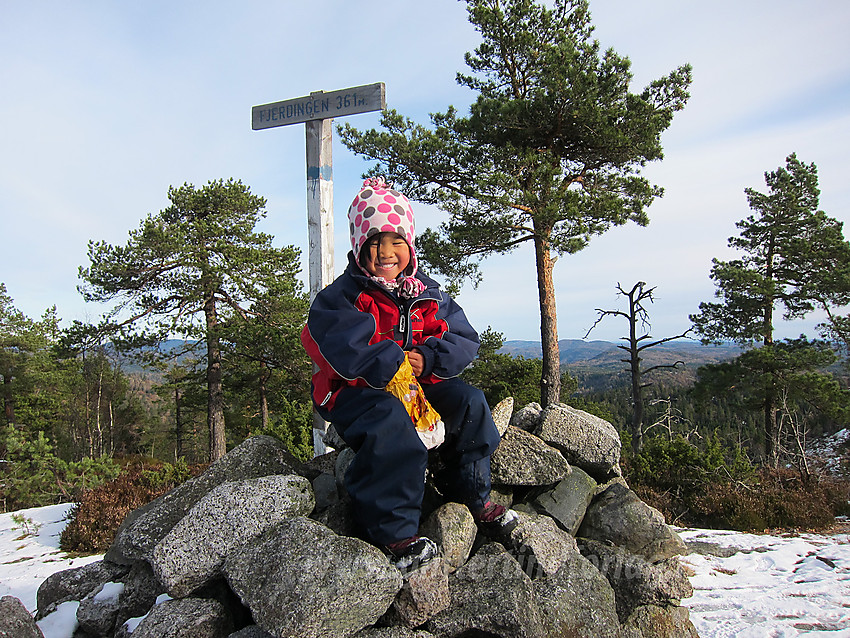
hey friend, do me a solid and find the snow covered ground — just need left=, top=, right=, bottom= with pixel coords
left=0, top=504, right=102, bottom=637
left=678, top=525, right=850, bottom=637
left=1, top=504, right=849, bottom=638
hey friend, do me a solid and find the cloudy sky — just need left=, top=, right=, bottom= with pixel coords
left=2, top=0, right=849, bottom=343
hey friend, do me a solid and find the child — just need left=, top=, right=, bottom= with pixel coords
left=301, top=177, right=517, bottom=571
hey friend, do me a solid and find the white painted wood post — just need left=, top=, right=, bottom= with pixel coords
left=306, top=115, right=334, bottom=456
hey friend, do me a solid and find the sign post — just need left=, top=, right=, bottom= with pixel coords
left=252, top=82, right=386, bottom=456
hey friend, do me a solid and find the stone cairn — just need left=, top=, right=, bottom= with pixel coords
left=9, top=400, right=700, bottom=638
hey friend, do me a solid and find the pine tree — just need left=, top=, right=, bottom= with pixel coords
left=339, top=0, right=691, bottom=406
left=691, top=154, right=850, bottom=465
left=0, top=284, right=35, bottom=426
left=219, top=277, right=312, bottom=457
left=79, top=179, right=304, bottom=461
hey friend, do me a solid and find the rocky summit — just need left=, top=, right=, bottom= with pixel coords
left=8, top=400, right=699, bottom=638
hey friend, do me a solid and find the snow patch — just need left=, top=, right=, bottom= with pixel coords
left=678, top=526, right=850, bottom=637
left=94, top=580, right=125, bottom=602
left=36, top=600, right=80, bottom=638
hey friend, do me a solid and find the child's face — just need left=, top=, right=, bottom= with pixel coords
left=361, top=232, right=411, bottom=280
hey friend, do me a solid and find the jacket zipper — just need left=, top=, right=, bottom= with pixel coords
left=399, top=313, right=407, bottom=341
left=399, top=297, right=430, bottom=351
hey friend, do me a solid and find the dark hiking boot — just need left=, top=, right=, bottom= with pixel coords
left=473, top=501, right=520, bottom=539
left=384, top=535, right=439, bottom=573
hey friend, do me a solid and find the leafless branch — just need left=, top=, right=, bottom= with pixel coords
left=643, top=360, right=686, bottom=375
left=636, top=328, right=695, bottom=353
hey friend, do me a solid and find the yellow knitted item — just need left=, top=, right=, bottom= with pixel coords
left=385, top=353, right=445, bottom=449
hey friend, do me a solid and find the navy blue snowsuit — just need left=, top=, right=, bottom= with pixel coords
left=301, top=253, right=500, bottom=545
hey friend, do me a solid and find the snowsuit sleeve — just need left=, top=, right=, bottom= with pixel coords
left=302, top=277, right=405, bottom=393
left=416, top=288, right=480, bottom=383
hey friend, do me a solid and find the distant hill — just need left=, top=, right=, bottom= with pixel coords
left=121, top=337, right=741, bottom=393
left=500, top=339, right=610, bottom=363
left=118, top=339, right=203, bottom=376
left=500, top=338, right=741, bottom=366
left=500, top=338, right=743, bottom=392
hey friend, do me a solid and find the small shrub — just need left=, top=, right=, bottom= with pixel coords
left=694, top=468, right=850, bottom=531
left=253, top=398, right=314, bottom=462
left=141, top=457, right=193, bottom=488
left=625, top=433, right=755, bottom=522
left=0, top=425, right=120, bottom=511
left=11, top=514, right=41, bottom=538
left=60, top=460, right=204, bottom=554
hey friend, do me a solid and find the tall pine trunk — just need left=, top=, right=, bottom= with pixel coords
left=3, top=376, right=14, bottom=425
left=204, top=295, right=227, bottom=462
left=175, top=387, right=184, bottom=460
left=108, top=398, right=114, bottom=457
left=764, top=241, right=779, bottom=468
left=95, top=367, right=103, bottom=457
left=533, top=230, right=561, bottom=407
left=260, top=362, right=270, bottom=432
left=765, top=397, right=779, bottom=468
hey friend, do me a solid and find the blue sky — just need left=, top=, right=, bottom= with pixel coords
left=2, top=0, right=849, bottom=343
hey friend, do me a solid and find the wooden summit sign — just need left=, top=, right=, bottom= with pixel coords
left=252, top=82, right=386, bottom=456
left=252, top=82, right=385, bottom=130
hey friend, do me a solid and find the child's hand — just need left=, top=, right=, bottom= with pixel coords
left=408, top=349, right=425, bottom=377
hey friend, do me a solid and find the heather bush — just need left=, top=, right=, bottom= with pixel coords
left=625, top=432, right=850, bottom=531
left=60, top=459, right=204, bottom=554
left=694, top=468, right=850, bottom=531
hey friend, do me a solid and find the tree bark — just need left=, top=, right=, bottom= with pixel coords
left=175, top=387, right=183, bottom=460
left=763, top=239, right=779, bottom=468
left=205, top=296, right=227, bottom=462
left=95, top=367, right=103, bottom=457
left=3, top=375, right=13, bottom=425
left=628, top=316, right=644, bottom=454
left=533, top=230, right=561, bottom=407
left=260, top=362, right=270, bottom=432
left=108, top=398, right=114, bottom=457
left=84, top=351, right=93, bottom=458
left=764, top=398, right=779, bottom=468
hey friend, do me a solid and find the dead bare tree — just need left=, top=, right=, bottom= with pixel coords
left=585, top=282, right=692, bottom=454
left=643, top=397, right=699, bottom=442
left=777, top=390, right=812, bottom=481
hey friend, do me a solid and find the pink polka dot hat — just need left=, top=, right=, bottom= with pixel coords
left=348, top=177, right=426, bottom=297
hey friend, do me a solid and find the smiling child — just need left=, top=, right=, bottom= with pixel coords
left=301, top=177, right=517, bottom=572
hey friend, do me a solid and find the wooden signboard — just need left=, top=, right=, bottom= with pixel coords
left=252, top=83, right=386, bottom=130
